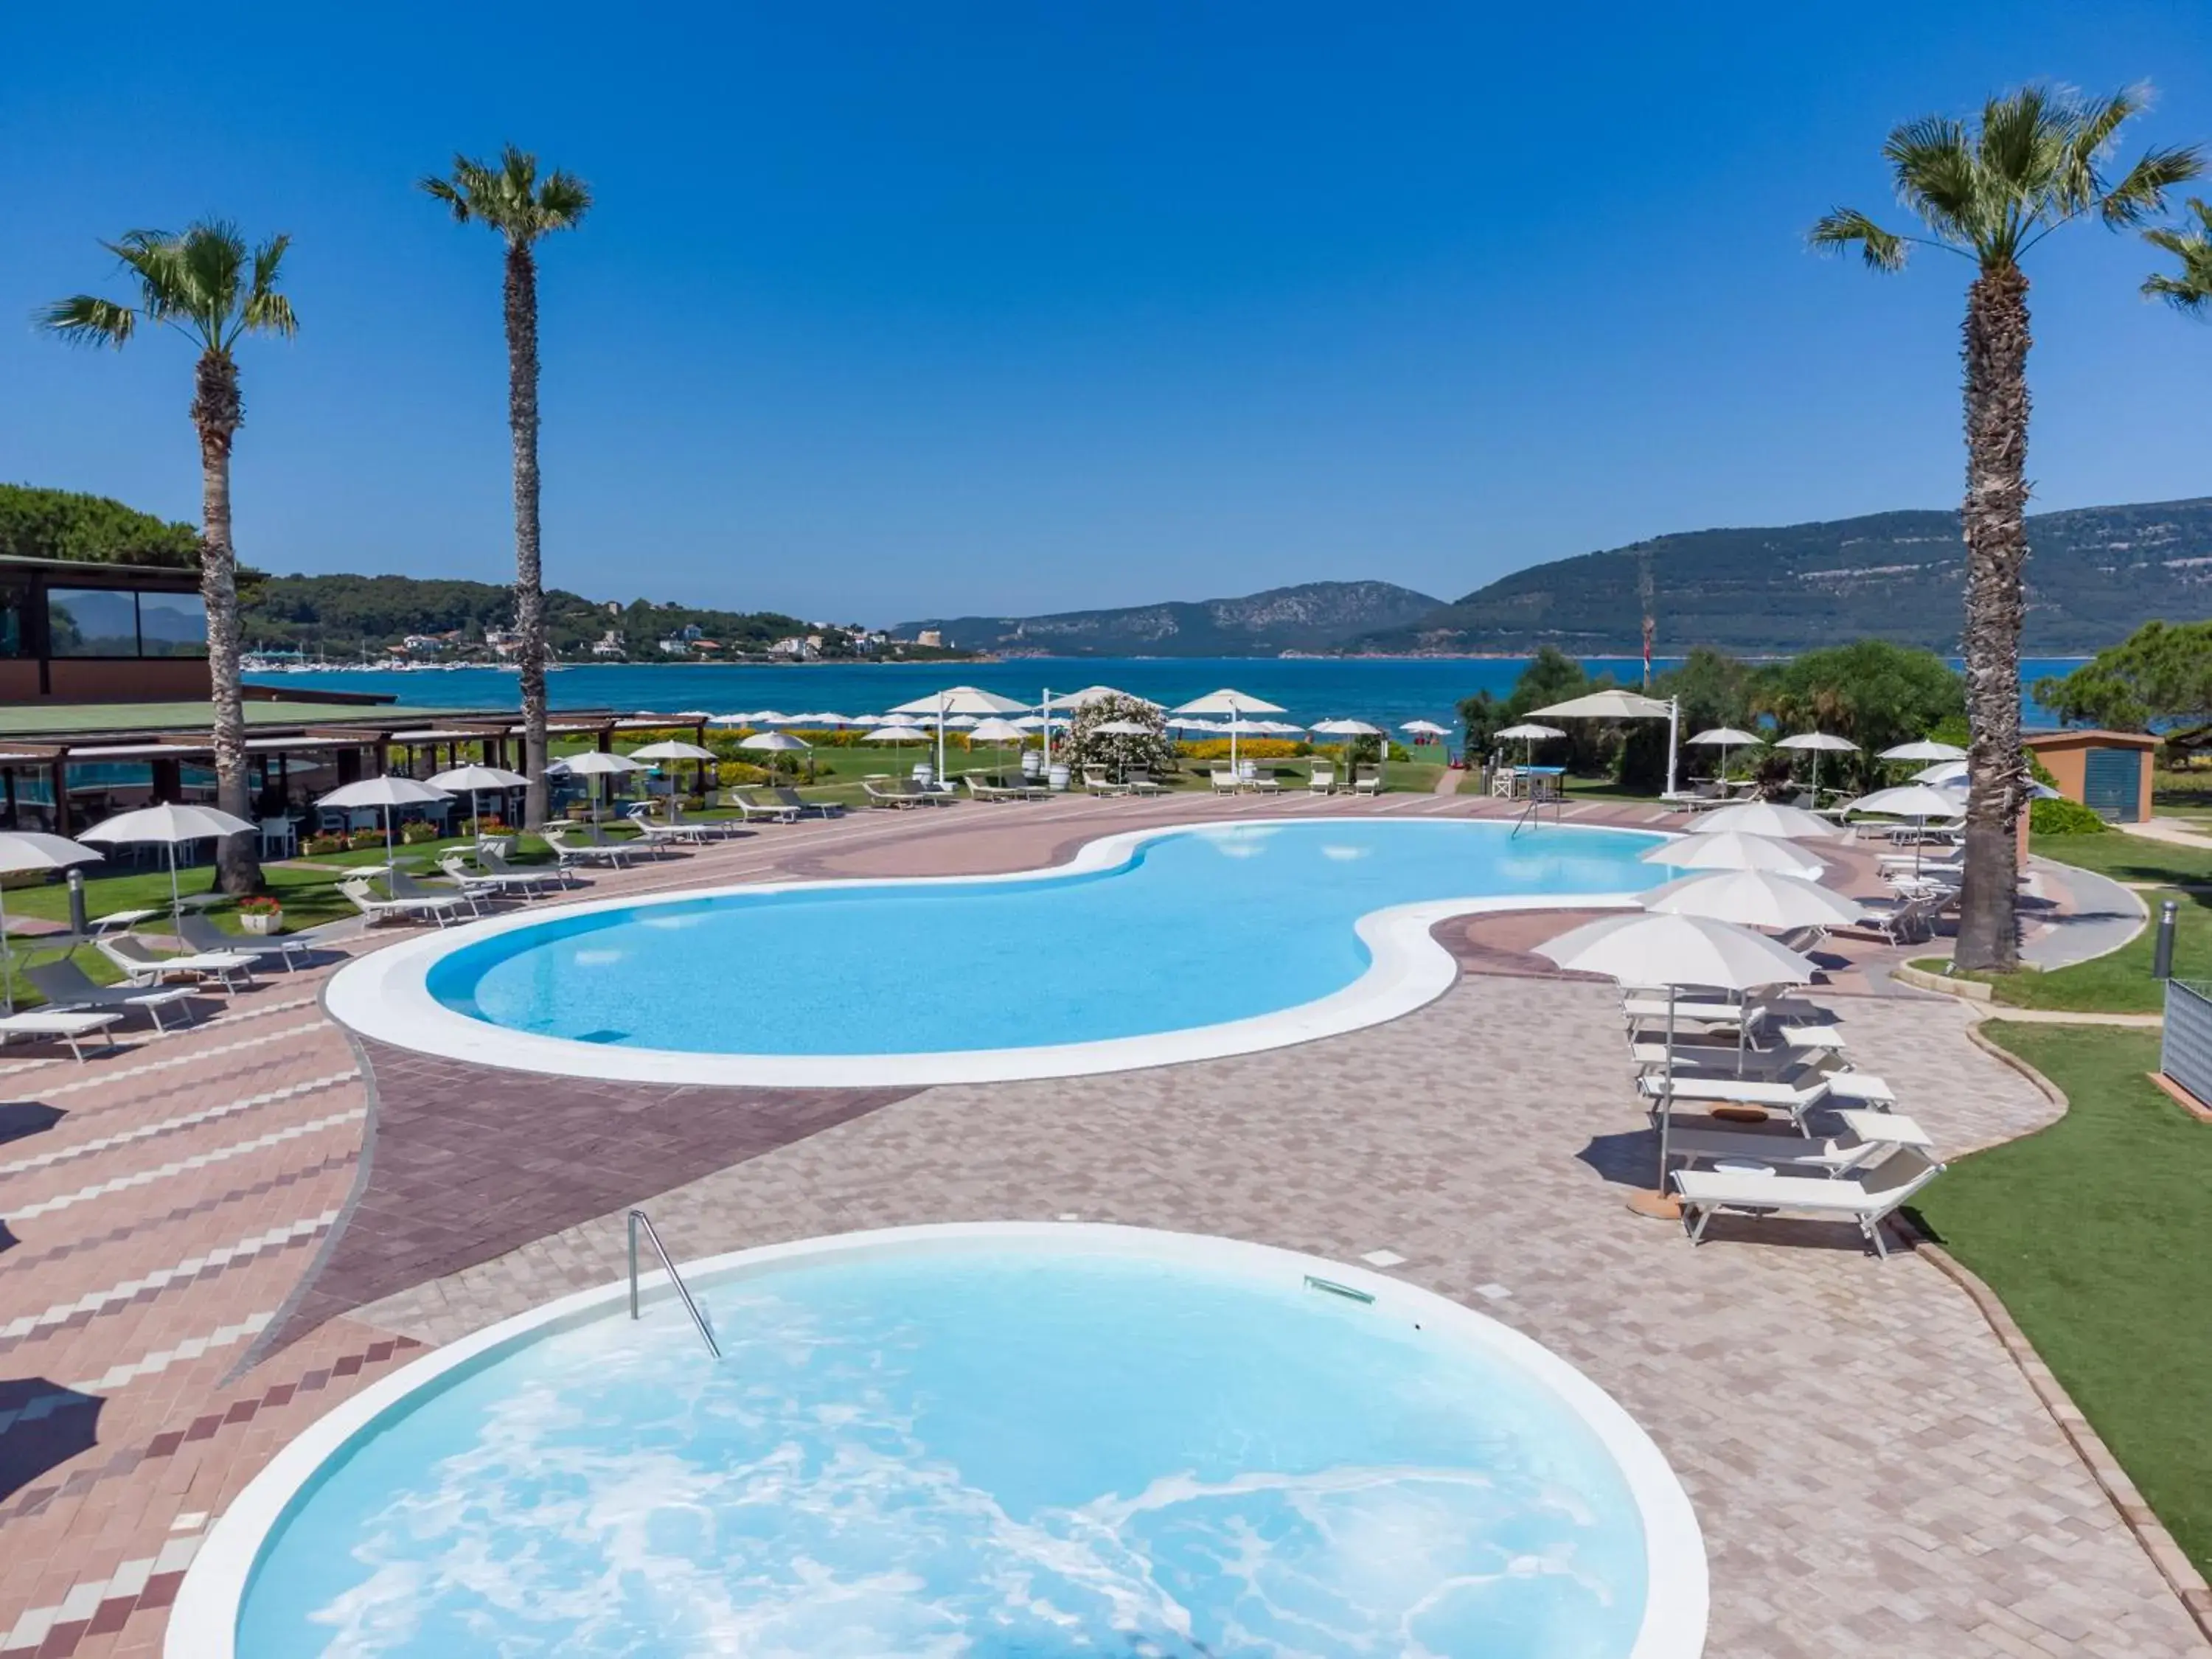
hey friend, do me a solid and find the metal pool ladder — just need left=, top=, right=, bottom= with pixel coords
left=1510, top=792, right=1562, bottom=838
left=627, top=1208, right=722, bottom=1359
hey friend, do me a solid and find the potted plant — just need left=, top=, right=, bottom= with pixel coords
left=237, top=894, right=284, bottom=936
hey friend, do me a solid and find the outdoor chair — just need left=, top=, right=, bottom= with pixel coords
left=727, top=790, right=800, bottom=823
left=388, top=866, right=486, bottom=917
left=1210, top=768, right=1239, bottom=795
left=1353, top=766, right=1382, bottom=796
left=482, top=845, right=576, bottom=891
left=863, top=777, right=919, bottom=810
left=1307, top=765, right=1335, bottom=795
left=1665, top=1113, right=1930, bottom=1178
left=541, top=825, right=631, bottom=867
left=964, top=775, right=1029, bottom=802
left=178, top=911, right=310, bottom=973
left=1671, top=1147, right=1945, bottom=1259
left=1082, top=767, right=1129, bottom=797
left=770, top=787, right=842, bottom=818
left=95, top=933, right=257, bottom=992
left=1122, top=769, right=1166, bottom=797
left=340, top=877, right=465, bottom=928
left=0, top=1009, right=124, bottom=1061
left=24, top=959, right=199, bottom=1031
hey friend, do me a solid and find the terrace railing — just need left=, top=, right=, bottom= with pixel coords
left=2162, top=979, right=2212, bottom=1110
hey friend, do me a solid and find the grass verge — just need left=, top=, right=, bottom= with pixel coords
left=1913, top=886, right=2205, bottom=1015
left=2033, top=832, right=2212, bottom=886
left=1908, top=1021, right=2212, bottom=1579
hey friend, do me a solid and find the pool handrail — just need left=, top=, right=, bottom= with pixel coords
left=627, top=1208, right=722, bottom=1359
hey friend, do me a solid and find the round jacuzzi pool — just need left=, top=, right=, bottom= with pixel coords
left=175, top=1225, right=1705, bottom=1658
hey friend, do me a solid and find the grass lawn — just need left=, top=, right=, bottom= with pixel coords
left=1913, top=886, right=2204, bottom=1015
left=2032, top=832, right=2212, bottom=886
left=1908, top=1021, right=2212, bottom=1578
left=2153, top=767, right=2212, bottom=827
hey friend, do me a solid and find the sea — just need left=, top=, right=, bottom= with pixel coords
left=264, top=656, right=2090, bottom=736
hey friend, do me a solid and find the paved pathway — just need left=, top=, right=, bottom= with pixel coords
left=2123, top=818, right=2212, bottom=850
left=1, top=787, right=2202, bottom=1656
left=2025, top=857, right=2149, bottom=970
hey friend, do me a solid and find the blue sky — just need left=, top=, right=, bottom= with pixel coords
left=7, top=1, right=2212, bottom=625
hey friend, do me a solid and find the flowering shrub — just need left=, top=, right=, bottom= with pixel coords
left=237, top=894, right=283, bottom=914
left=399, top=820, right=442, bottom=845
left=1060, top=694, right=1177, bottom=776
left=1178, top=737, right=1306, bottom=760
left=302, top=832, right=349, bottom=856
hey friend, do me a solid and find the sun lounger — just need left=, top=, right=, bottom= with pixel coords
left=1082, top=767, right=1129, bottom=797
left=438, top=853, right=552, bottom=905
left=24, top=961, right=199, bottom=1031
left=0, top=1009, right=124, bottom=1060
left=1353, top=766, right=1382, bottom=796
left=1640, top=1071, right=1833, bottom=1131
left=1122, top=769, right=1166, bottom=797
left=541, top=826, right=631, bottom=867
left=481, top=845, right=575, bottom=891
left=964, top=775, right=1034, bottom=802
left=386, top=868, right=487, bottom=917
left=1666, top=1111, right=1931, bottom=1178
left=726, top=790, right=800, bottom=822
left=622, top=807, right=706, bottom=849
left=95, top=934, right=257, bottom=992
left=178, top=912, right=309, bottom=973
left=1307, top=765, right=1335, bottom=796
left=1238, top=764, right=1281, bottom=795
left=340, top=877, right=465, bottom=928
left=1210, top=768, right=1239, bottom=795
left=770, top=787, right=841, bottom=818
left=863, top=777, right=920, bottom=810
left=1672, top=1148, right=1945, bottom=1258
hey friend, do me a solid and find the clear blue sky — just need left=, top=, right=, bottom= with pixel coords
left=7, top=1, right=2212, bottom=625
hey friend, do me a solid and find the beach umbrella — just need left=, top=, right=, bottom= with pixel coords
left=78, top=803, right=258, bottom=930
left=1878, top=739, right=1968, bottom=763
left=1643, top=868, right=1861, bottom=930
left=1639, top=831, right=1823, bottom=879
left=1054, top=685, right=1162, bottom=710
left=0, top=832, right=102, bottom=1012
left=891, top=686, right=1030, bottom=785
left=316, top=775, right=454, bottom=871
left=966, top=715, right=1029, bottom=774
left=425, top=763, right=529, bottom=841
left=740, top=728, right=813, bottom=784
left=1913, top=761, right=2059, bottom=802
left=1528, top=688, right=1683, bottom=797
left=1494, top=721, right=1565, bottom=768
left=629, top=739, right=719, bottom=804
left=1840, top=782, right=1964, bottom=875
left=554, top=751, right=648, bottom=834
left=1170, top=689, right=1287, bottom=776
left=1311, top=718, right=1386, bottom=787
left=1775, top=731, right=1860, bottom=799
left=1538, top=910, right=1815, bottom=1206
left=704, top=713, right=754, bottom=728
left=1688, top=800, right=1840, bottom=841
left=1685, top=726, right=1764, bottom=790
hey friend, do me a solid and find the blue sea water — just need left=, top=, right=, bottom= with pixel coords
left=234, top=1245, right=1655, bottom=1658
left=263, top=654, right=2089, bottom=737
left=428, top=818, right=1664, bottom=1055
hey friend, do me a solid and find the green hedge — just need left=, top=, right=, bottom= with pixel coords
left=2030, top=796, right=2110, bottom=835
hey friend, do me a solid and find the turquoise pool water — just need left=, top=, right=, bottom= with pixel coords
left=234, top=1242, right=1655, bottom=1656
left=425, top=819, right=1662, bottom=1054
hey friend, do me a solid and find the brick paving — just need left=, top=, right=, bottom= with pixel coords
left=0, top=787, right=2197, bottom=1656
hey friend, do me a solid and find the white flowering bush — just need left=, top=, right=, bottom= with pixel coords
left=1059, top=693, right=1178, bottom=776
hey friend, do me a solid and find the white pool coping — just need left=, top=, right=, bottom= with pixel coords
left=169, top=1222, right=1709, bottom=1659
left=324, top=816, right=1666, bottom=1088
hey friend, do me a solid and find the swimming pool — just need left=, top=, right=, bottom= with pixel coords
left=327, top=818, right=1664, bottom=1086
left=176, top=1225, right=1707, bottom=1658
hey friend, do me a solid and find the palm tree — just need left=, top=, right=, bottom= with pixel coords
left=420, top=145, right=591, bottom=829
left=41, top=223, right=299, bottom=893
left=2144, top=196, right=2212, bottom=312
left=1813, top=88, right=2199, bottom=972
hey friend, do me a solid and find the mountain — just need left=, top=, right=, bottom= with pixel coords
left=895, top=580, right=1444, bottom=657
left=1346, top=498, right=2212, bottom=656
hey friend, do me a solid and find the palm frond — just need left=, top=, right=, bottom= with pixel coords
left=425, top=145, right=592, bottom=243
left=1810, top=208, right=1908, bottom=271
left=180, top=220, right=248, bottom=338
left=237, top=234, right=299, bottom=341
left=2142, top=196, right=2212, bottom=313
left=2098, top=144, right=2205, bottom=228
left=535, top=167, right=592, bottom=230
left=418, top=172, right=473, bottom=223
left=36, top=294, right=137, bottom=347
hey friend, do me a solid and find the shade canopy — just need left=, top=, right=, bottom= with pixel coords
left=0, top=831, right=101, bottom=877
left=1052, top=686, right=1162, bottom=710
left=425, top=764, right=528, bottom=792
left=1642, top=869, right=1863, bottom=930
left=1775, top=731, right=1860, bottom=754
left=554, top=751, right=650, bottom=776
left=1843, top=784, right=1964, bottom=821
left=79, top=803, right=257, bottom=846
left=1913, top=761, right=2059, bottom=801
left=786, top=712, right=852, bottom=726
left=627, top=740, right=717, bottom=762
left=1169, top=688, right=1288, bottom=717
left=1011, top=714, right=1068, bottom=731
left=967, top=717, right=1029, bottom=742
left=1878, top=739, right=1968, bottom=762
left=1310, top=718, right=1385, bottom=737
left=891, top=685, right=1030, bottom=717
left=740, top=731, right=810, bottom=752
left=1537, top=911, right=1816, bottom=991
left=1686, top=727, right=1763, bottom=748
left=1688, top=801, right=1840, bottom=840
left=1528, top=689, right=1671, bottom=720
left=1494, top=723, right=1565, bottom=742
left=317, top=776, right=452, bottom=810
left=861, top=726, right=930, bottom=743
left=1401, top=719, right=1452, bottom=736
left=1089, top=719, right=1157, bottom=737
left=703, top=713, right=756, bottom=728
left=1639, top=831, right=1823, bottom=879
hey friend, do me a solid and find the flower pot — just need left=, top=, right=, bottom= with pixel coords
left=240, top=910, right=281, bottom=936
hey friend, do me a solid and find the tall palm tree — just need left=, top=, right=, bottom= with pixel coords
left=420, top=145, right=591, bottom=829
left=2144, top=196, right=2212, bottom=312
left=1813, top=87, right=2199, bottom=971
left=41, top=223, right=298, bottom=893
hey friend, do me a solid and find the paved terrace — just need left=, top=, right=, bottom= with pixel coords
left=0, top=789, right=2200, bottom=1658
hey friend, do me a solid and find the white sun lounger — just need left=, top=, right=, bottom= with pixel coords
left=541, top=826, right=633, bottom=867
left=95, top=934, right=257, bottom=992
left=23, top=961, right=200, bottom=1031
left=178, top=912, right=310, bottom=973
left=1666, top=1111, right=1930, bottom=1178
left=341, top=878, right=465, bottom=928
left=1672, top=1148, right=1945, bottom=1258
left=1210, top=768, right=1240, bottom=795
left=0, top=1009, right=125, bottom=1060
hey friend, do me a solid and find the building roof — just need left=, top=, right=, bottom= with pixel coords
left=2022, top=728, right=2161, bottom=749
left=0, top=553, right=200, bottom=585
left=0, top=700, right=448, bottom=740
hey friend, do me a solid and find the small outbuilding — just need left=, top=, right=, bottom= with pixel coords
left=2021, top=728, right=2160, bottom=823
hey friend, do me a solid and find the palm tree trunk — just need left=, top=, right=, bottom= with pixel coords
left=1954, top=264, right=2031, bottom=972
left=193, top=351, right=262, bottom=894
left=504, top=240, right=549, bottom=829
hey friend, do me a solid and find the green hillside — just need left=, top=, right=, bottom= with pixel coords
left=897, top=580, right=1444, bottom=657
left=1349, top=498, right=2212, bottom=655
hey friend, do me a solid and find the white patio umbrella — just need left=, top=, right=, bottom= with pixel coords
left=891, top=686, right=1030, bottom=784
left=1402, top=717, right=1453, bottom=760
left=1914, top=761, right=2059, bottom=801
left=1054, top=685, right=1162, bottom=709
left=966, top=715, right=1030, bottom=776
left=1643, top=868, right=1862, bottom=930
left=1878, top=739, right=1968, bottom=763
left=630, top=739, right=719, bottom=807
left=1538, top=910, right=1815, bottom=1206
left=1495, top=721, right=1565, bottom=767
left=861, top=726, right=930, bottom=742
left=1775, top=731, right=1860, bottom=800
left=1312, top=718, right=1386, bottom=787
left=0, top=832, right=102, bottom=1012
left=704, top=713, right=754, bottom=728
left=316, top=775, right=455, bottom=871
left=1528, top=687, right=1683, bottom=797
left=739, top=728, right=813, bottom=785
left=425, top=763, right=529, bottom=841
left=1090, top=719, right=1155, bottom=735
left=1639, top=831, right=1823, bottom=879
left=1685, top=727, right=1764, bottom=790
left=1841, top=783, right=1965, bottom=875
left=78, top=803, right=259, bottom=928
left=1689, top=800, right=1840, bottom=841
left=554, top=751, right=648, bottom=834
left=1169, top=689, right=1287, bottom=776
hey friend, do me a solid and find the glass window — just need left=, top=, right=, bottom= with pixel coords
left=136, top=591, right=208, bottom=658
left=0, top=586, right=26, bottom=658
left=47, top=588, right=139, bottom=657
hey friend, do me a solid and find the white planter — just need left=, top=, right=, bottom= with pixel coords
left=240, top=911, right=281, bottom=936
